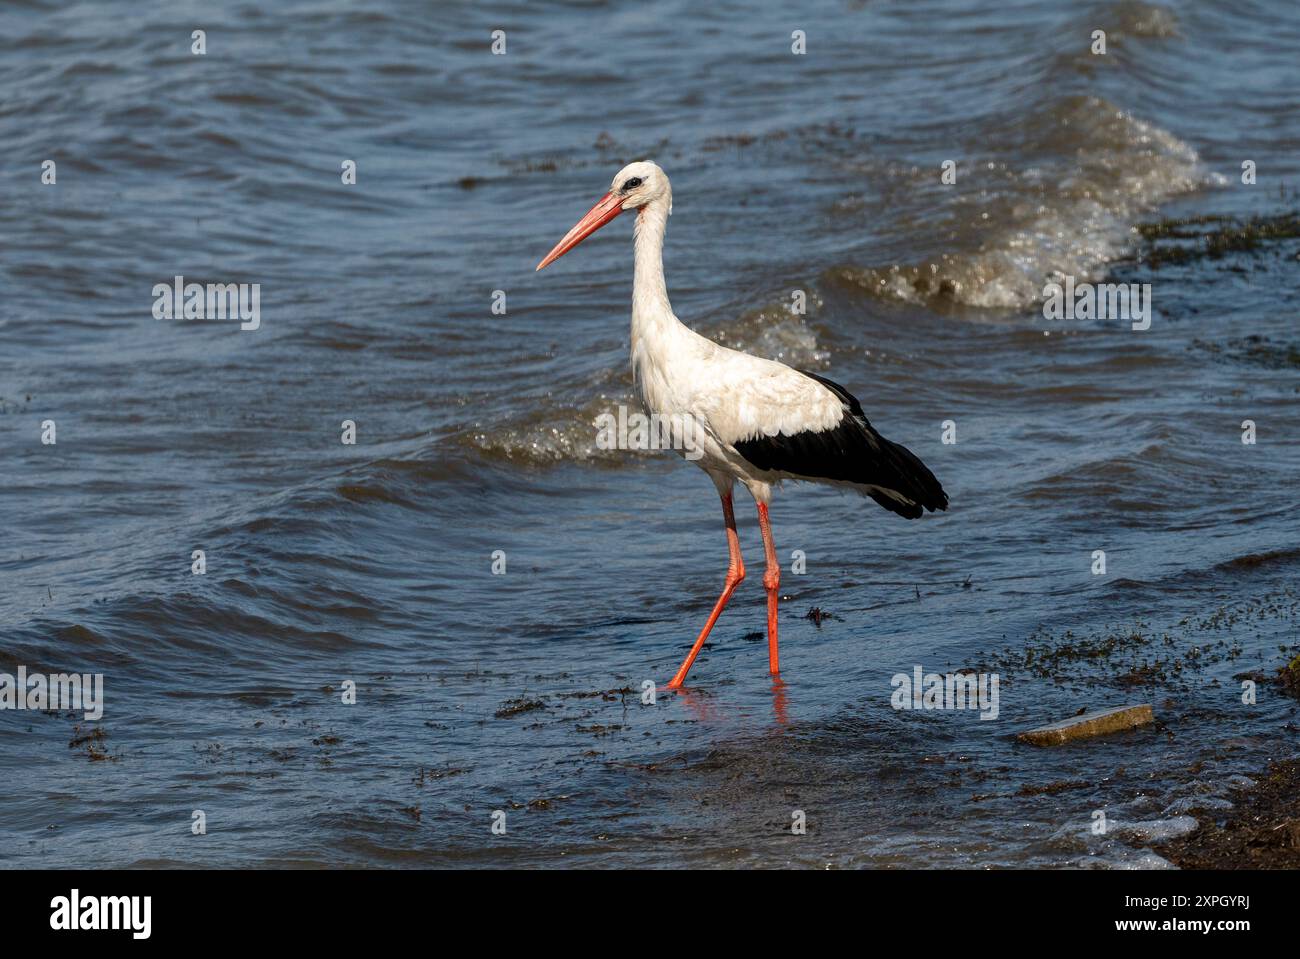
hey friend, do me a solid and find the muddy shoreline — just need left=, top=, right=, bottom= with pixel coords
left=1152, top=758, right=1300, bottom=869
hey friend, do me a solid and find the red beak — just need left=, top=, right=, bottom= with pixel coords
left=536, top=192, right=625, bottom=271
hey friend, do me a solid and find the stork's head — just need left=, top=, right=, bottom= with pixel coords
left=607, top=160, right=671, bottom=213
left=536, top=161, right=671, bottom=271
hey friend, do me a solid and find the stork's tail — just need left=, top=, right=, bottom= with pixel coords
left=863, top=436, right=948, bottom=520
left=796, top=369, right=949, bottom=520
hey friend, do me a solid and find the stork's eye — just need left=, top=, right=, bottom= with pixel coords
left=621, top=177, right=643, bottom=191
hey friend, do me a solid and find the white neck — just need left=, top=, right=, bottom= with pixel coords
left=631, top=199, right=675, bottom=335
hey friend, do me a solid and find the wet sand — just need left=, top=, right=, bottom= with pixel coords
left=1154, top=758, right=1300, bottom=869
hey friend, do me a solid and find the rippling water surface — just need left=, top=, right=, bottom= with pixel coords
left=2, top=0, right=1298, bottom=868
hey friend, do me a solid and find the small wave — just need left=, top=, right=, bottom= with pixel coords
left=833, top=97, right=1216, bottom=310
left=336, top=482, right=419, bottom=507
left=1216, top=547, right=1300, bottom=572
left=1106, top=0, right=1182, bottom=41
left=1192, top=334, right=1300, bottom=370
left=1109, top=815, right=1200, bottom=842
left=707, top=296, right=829, bottom=368
left=459, top=305, right=827, bottom=469
left=464, top=392, right=634, bottom=468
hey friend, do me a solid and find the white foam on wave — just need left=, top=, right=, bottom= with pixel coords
left=837, top=97, right=1224, bottom=311
left=463, top=304, right=827, bottom=468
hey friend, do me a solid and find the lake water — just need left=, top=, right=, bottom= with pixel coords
left=2, top=0, right=1298, bottom=868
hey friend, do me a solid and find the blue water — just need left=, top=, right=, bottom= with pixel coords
left=2, top=0, right=1298, bottom=868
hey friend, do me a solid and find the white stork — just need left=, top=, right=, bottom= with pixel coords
left=537, top=161, right=948, bottom=689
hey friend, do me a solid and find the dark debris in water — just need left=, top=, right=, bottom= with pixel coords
left=575, top=723, right=623, bottom=737
left=1130, top=210, right=1300, bottom=268
left=1275, top=655, right=1300, bottom=700
left=1231, top=664, right=1300, bottom=702
left=69, top=724, right=115, bottom=762
left=492, top=686, right=642, bottom=723
left=494, top=697, right=547, bottom=719
left=805, top=606, right=838, bottom=626
left=1015, top=778, right=1094, bottom=798
left=556, top=686, right=634, bottom=701
left=984, top=591, right=1299, bottom=693
left=1191, top=334, right=1300, bottom=371
left=414, top=765, right=467, bottom=786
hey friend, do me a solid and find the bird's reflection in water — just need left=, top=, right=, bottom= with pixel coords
left=667, top=677, right=791, bottom=726
left=770, top=676, right=789, bottom=726
left=668, top=685, right=715, bottom=722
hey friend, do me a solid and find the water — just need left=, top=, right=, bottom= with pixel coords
left=2, top=0, right=1297, bottom=868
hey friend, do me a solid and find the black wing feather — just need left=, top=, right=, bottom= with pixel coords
left=732, top=370, right=949, bottom=519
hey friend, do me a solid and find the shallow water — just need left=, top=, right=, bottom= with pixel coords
left=2, top=0, right=1298, bottom=868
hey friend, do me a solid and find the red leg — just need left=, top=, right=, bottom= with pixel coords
left=665, top=490, right=744, bottom=689
left=757, top=501, right=780, bottom=675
